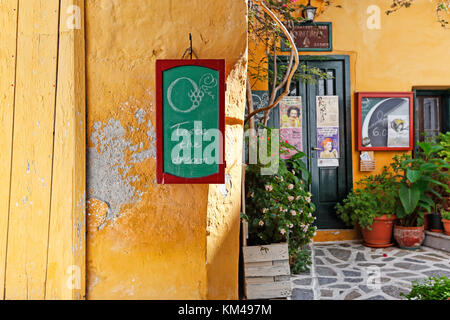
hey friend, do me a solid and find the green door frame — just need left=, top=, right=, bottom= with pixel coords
left=268, top=55, right=353, bottom=229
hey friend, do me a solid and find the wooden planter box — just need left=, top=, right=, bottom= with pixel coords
left=243, top=242, right=292, bottom=300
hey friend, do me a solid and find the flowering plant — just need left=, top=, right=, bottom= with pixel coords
left=243, top=126, right=317, bottom=249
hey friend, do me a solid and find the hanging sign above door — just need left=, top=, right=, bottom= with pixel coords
left=156, top=60, right=226, bottom=184
left=281, top=22, right=332, bottom=52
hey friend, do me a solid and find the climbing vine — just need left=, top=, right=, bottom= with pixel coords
left=386, top=0, right=449, bottom=28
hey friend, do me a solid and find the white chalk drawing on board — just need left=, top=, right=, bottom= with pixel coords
left=361, top=98, right=409, bottom=147
left=167, top=73, right=218, bottom=113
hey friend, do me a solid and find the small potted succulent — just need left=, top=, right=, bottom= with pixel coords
left=441, top=209, right=450, bottom=236
left=336, top=166, right=398, bottom=248
left=390, top=141, right=450, bottom=249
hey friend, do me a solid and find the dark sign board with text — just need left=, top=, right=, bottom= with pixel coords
left=156, top=60, right=225, bottom=184
left=281, top=22, right=332, bottom=52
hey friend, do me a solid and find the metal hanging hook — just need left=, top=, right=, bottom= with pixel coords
left=181, top=33, right=199, bottom=60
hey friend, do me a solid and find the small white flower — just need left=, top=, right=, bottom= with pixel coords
left=259, top=220, right=264, bottom=227
left=263, top=208, right=268, bottom=213
left=289, top=224, right=294, bottom=229
left=288, top=196, right=294, bottom=202
left=280, top=228, right=286, bottom=235
left=288, top=184, right=294, bottom=190
left=291, top=210, right=296, bottom=216
left=265, top=184, right=273, bottom=191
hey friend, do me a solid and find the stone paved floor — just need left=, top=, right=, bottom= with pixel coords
left=291, top=241, right=450, bottom=300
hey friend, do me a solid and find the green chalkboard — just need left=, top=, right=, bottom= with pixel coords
left=162, top=65, right=220, bottom=179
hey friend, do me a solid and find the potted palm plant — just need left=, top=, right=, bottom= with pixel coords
left=336, top=167, right=398, bottom=247
left=391, top=141, right=450, bottom=249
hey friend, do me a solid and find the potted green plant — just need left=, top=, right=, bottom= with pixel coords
left=391, top=141, right=450, bottom=249
left=242, top=126, right=316, bottom=299
left=336, top=167, right=398, bottom=248
left=442, top=209, right=450, bottom=236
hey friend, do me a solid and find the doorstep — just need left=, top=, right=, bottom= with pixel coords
left=423, top=231, right=450, bottom=253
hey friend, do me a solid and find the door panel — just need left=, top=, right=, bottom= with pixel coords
left=269, top=56, right=352, bottom=229
left=307, top=59, right=351, bottom=229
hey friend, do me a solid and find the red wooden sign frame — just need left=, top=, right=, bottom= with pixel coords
left=156, top=59, right=226, bottom=184
left=357, top=92, right=414, bottom=151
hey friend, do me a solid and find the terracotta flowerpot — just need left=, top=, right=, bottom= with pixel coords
left=442, top=219, right=450, bottom=236
left=393, top=225, right=425, bottom=250
left=361, top=215, right=396, bottom=248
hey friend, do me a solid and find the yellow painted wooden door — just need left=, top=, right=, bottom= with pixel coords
left=0, top=0, right=86, bottom=300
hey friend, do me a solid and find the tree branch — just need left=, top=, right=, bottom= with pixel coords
left=245, top=0, right=299, bottom=125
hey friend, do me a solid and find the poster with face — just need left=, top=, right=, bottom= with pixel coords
left=316, top=96, right=339, bottom=167
left=280, top=96, right=302, bottom=128
left=387, top=114, right=410, bottom=147
left=279, top=96, right=303, bottom=159
left=316, top=96, right=339, bottom=127
left=317, top=127, right=339, bottom=167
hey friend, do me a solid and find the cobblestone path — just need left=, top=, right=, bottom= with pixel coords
left=291, top=241, right=450, bottom=300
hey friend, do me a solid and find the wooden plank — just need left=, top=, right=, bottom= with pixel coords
left=243, top=243, right=289, bottom=263
left=246, top=281, right=292, bottom=300
left=45, top=0, right=85, bottom=300
left=244, top=261, right=272, bottom=268
left=0, top=0, right=19, bottom=300
left=274, top=275, right=291, bottom=282
left=245, top=277, right=274, bottom=285
left=4, top=0, right=60, bottom=300
left=245, top=263, right=290, bottom=277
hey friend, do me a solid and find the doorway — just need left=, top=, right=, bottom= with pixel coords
left=269, top=55, right=353, bottom=229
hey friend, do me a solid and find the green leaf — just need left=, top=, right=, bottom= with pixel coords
left=399, top=185, right=421, bottom=214
left=396, top=204, right=408, bottom=219
left=406, top=169, right=421, bottom=183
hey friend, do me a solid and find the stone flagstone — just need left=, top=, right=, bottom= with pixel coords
left=290, top=241, right=450, bottom=300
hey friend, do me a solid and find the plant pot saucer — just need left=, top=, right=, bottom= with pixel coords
left=430, top=229, right=444, bottom=233
left=363, top=242, right=395, bottom=248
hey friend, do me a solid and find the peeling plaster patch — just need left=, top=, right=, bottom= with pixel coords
left=88, top=119, right=139, bottom=220
left=218, top=174, right=232, bottom=198
left=87, top=118, right=156, bottom=221
left=131, top=119, right=156, bottom=163
left=135, top=109, right=146, bottom=124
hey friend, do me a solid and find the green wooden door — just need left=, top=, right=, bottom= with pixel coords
left=270, top=56, right=352, bottom=229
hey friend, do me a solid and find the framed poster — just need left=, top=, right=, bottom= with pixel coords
left=316, top=96, right=340, bottom=167
left=279, top=96, right=303, bottom=160
left=357, top=92, right=414, bottom=151
left=156, top=60, right=225, bottom=184
left=281, top=22, right=332, bottom=52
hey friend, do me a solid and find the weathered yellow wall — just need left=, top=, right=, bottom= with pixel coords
left=249, top=0, right=450, bottom=241
left=85, top=0, right=248, bottom=299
